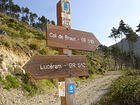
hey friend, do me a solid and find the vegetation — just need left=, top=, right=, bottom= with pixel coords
left=22, top=83, right=37, bottom=96
left=96, top=20, right=140, bottom=105
left=0, top=74, right=55, bottom=96
left=0, top=11, right=57, bottom=95
left=0, top=0, right=55, bottom=32
left=73, top=50, right=114, bottom=76
left=0, top=10, right=114, bottom=95
left=0, top=75, right=19, bottom=90
left=108, top=20, right=140, bottom=70
left=38, top=79, right=54, bottom=89
left=0, top=12, right=57, bottom=55
left=0, top=1, right=140, bottom=101
left=94, top=20, right=140, bottom=105
left=0, top=36, right=12, bottom=48
left=97, top=69, right=140, bottom=105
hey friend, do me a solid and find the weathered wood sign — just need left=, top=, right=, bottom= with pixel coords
left=22, top=0, right=99, bottom=105
left=46, top=24, right=100, bottom=51
left=23, top=55, right=88, bottom=80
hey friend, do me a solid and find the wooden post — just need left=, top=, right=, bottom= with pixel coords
left=59, top=49, right=76, bottom=105
left=65, top=78, right=76, bottom=105
left=57, top=0, right=76, bottom=105
left=59, top=77, right=67, bottom=105
left=58, top=49, right=67, bottom=105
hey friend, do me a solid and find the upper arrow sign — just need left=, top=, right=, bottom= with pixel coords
left=46, top=24, right=100, bottom=51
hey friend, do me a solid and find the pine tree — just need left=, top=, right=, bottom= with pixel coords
left=124, top=25, right=138, bottom=68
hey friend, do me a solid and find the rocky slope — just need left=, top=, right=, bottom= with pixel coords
left=0, top=45, right=29, bottom=78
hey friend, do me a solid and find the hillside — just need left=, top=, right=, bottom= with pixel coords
left=116, top=36, right=140, bottom=57
left=0, top=12, right=112, bottom=76
left=0, top=12, right=58, bottom=78
left=0, top=12, right=57, bottom=55
left=0, top=12, right=117, bottom=105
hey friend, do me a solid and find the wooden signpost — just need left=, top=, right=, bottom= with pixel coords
left=23, top=55, right=88, bottom=80
left=46, top=24, right=100, bottom=51
left=23, top=0, right=100, bottom=105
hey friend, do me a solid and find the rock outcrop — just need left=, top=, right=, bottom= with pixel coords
left=0, top=46, right=29, bottom=78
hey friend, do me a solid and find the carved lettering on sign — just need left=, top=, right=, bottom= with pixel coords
left=48, top=32, right=96, bottom=44
left=23, top=55, right=88, bottom=80
left=39, top=62, right=86, bottom=70
left=46, top=24, right=100, bottom=51
left=40, top=64, right=62, bottom=70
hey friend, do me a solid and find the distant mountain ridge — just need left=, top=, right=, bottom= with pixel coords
left=116, top=36, right=140, bottom=57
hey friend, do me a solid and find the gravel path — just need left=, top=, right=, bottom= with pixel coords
left=0, top=71, right=120, bottom=105
left=75, top=71, right=121, bottom=105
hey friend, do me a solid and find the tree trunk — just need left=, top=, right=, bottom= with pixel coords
left=120, top=33, right=124, bottom=52
left=120, top=33, right=123, bottom=70
left=114, top=57, right=117, bottom=71
left=128, top=40, right=135, bottom=69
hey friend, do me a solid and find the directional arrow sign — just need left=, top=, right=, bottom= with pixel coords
left=23, top=55, right=88, bottom=80
left=46, top=24, right=100, bottom=51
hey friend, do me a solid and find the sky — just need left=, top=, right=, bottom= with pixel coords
left=13, top=0, right=140, bottom=46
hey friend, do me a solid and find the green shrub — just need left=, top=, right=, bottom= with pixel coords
left=34, top=35, right=45, bottom=40
left=8, top=18, right=16, bottom=23
left=0, top=75, right=19, bottom=91
left=29, top=42, right=39, bottom=50
left=88, top=61, right=94, bottom=75
left=6, top=19, right=19, bottom=30
left=10, top=33, right=19, bottom=38
left=87, top=55, right=106, bottom=76
left=18, top=24, right=24, bottom=29
left=38, top=48, right=47, bottom=55
left=123, top=68, right=140, bottom=76
left=0, top=36, right=12, bottom=48
left=20, top=74, right=31, bottom=84
left=0, top=77, right=2, bottom=81
left=38, top=79, right=53, bottom=88
left=31, top=30, right=45, bottom=40
left=6, top=75, right=20, bottom=88
left=3, top=80, right=11, bottom=90
left=8, top=31, right=31, bottom=39
left=72, top=50, right=82, bottom=55
left=98, top=70, right=140, bottom=105
left=20, top=74, right=38, bottom=96
left=22, top=83, right=38, bottom=96
left=7, top=23, right=15, bottom=28
left=20, top=31, right=31, bottom=39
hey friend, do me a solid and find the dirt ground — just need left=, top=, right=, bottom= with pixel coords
left=0, top=71, right=120, bottom=105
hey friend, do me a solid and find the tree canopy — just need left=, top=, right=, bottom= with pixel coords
left=0, top=0, right=55, bottom=31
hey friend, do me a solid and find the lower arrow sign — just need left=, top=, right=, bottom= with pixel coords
left=23, top=55, right=88, bottom=80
